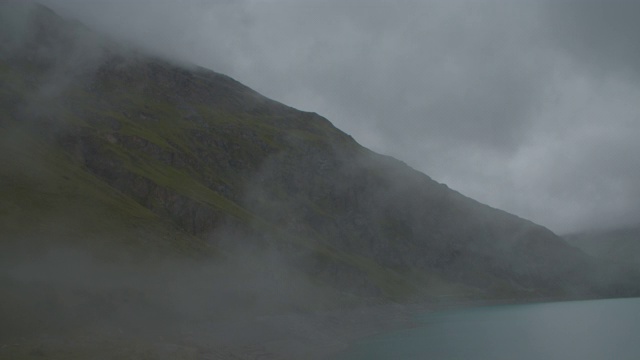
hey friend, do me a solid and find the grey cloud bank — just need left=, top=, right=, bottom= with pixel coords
left=35, top=0, right=640, bottom=234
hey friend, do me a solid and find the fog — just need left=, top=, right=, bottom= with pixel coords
left=0, top=240, right=397, bottom=358
left=0, top=6, right=360, bottom=357
left=31, top=0, right=640, bottom=234
left=0, top=245, right=331, bottom=330
left=3, top=1, right=640, bottom=358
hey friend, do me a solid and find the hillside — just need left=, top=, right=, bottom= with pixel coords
left=2, top=3, right=639, bottom=358
left=565, top=225, right=640, bottom=267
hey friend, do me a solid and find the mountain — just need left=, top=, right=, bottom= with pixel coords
left=2, top=3, right=639, bottom=357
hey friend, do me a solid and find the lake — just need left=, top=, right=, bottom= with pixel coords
left=337, top=297, right=640, bottom=360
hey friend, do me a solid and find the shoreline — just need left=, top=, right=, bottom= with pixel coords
left=2, top=295, right=628, bottom=359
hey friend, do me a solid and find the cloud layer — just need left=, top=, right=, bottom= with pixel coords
left=36, top=0, right=640, bottom=234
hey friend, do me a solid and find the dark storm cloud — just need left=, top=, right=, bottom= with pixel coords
left=35, top=0, right=640, bottom=233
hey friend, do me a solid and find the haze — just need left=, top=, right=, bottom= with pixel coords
left=36, top=0, right=640, bottom=234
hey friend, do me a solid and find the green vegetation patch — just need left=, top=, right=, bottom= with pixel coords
left=0, top=129, right=212, bottom=257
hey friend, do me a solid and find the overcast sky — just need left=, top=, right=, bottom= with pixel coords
left=37, top=0, right=640, bottom=234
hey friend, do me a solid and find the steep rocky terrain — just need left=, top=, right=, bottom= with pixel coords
left=2, top=5, right=639, bottom=357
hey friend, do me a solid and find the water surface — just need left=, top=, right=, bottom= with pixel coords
left=338, top=297, right=640, bottom=360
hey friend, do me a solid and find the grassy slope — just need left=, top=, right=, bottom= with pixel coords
left=0, top=126, right=213, bottom=257
left=1, top=56, right=474, bottom=304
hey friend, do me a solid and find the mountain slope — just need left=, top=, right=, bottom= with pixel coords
left=566, top=225, right=640, bottom=267
left=1, top=2, right=634, bottom=316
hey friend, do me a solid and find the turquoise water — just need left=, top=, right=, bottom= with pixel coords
left=337, top=297, right=640, bottom=360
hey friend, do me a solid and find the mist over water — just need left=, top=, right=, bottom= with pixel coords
left=338, top=297, right=640, bottom=360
